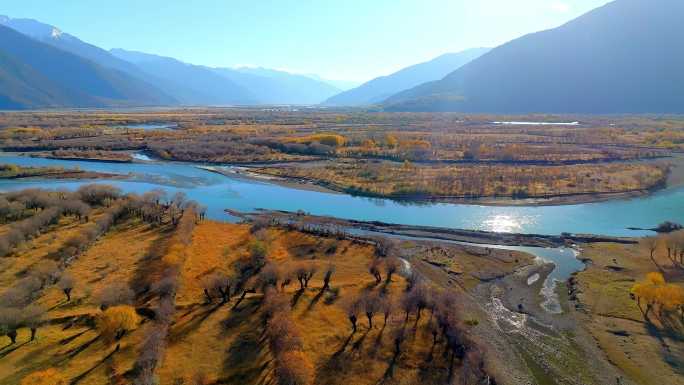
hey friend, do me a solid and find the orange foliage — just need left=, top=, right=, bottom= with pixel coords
left=97, top=305, right=140, bottom=342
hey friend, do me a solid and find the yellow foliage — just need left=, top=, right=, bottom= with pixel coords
left=384, top=134, right=398, bottom=148
left=656, top=284, right=684, bottom=311
left=21, top=368, right=67, bottom=385
left=632, top=272, right=684, bottom=312
left=97, top=305, right=140, bottom=341
left=287, top=134, right=346, bottom=147
left=646, top=272, right=665, bottom=285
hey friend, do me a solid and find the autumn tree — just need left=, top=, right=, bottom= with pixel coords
left=97, top=305, right=140, bottom=347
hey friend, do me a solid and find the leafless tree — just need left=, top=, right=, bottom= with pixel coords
left=321, top=265, right=335, bottom=291
left=57, top=273, right=75, bottom=301
left=369, top=259, right=382, bottom=284
left=95, top=282, right=135, bottom=310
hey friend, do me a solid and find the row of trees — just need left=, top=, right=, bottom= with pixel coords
left=263, top=289, right=314, bottom=385
left=0, top=196, right=133, bottom=345
left=132, top=207, right=199, bottom=385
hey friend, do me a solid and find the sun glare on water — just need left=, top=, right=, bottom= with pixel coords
left=483, top=214, right=528, bottom=233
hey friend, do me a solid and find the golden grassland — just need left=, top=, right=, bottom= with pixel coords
left=1, top=218, right=514, bottom=385
left=574, top=235, right=684, bottom=385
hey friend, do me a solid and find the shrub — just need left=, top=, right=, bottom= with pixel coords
left=97, top=305, right=140, bottom=342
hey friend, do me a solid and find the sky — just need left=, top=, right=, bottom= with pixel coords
left=1, top=0, right=611, bottom=82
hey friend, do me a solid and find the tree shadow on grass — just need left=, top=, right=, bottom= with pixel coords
left=316, top=333, right=356, bottom=385
left=64, top=335, right=100, bottom=359
left=291, top=288, right=305, bottom=307
left=305, top=288, right=326, bottom=313
left=218, top=329, right=269, bottom=385
left=0, top=341, right=29, bottom=359
left=69, top=346, right=117, bottom=385
left=167, top=303, right=223, bottom=343
left=221, top=300, right=260, bottom=336
left=59, top=330, right=89, bottom=346
left=646, top=320, right=684, bottom=375
left=351, top=330, right=370, bottom=352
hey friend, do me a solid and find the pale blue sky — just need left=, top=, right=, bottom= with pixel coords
left=1, top=0, right=610, bottom=81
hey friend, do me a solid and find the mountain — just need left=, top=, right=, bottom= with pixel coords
left=0, top=15, right=143, bottom=76
left=305, top=75, right=362, bottom=91
left=324, top=48, right=489, bottom=106
left=385, top=0, right=684, bottom=113
left=0, top=24, right=175, bottom=109
left=1, top=16, right=251, bottom=106
left=110, top=49, right=256, bottom=105
left=213, top=67, right=341, bottom=105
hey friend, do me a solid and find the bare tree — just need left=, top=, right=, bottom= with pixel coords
left=643, top=237, right=663, bottom=272
left=202, top=272, right=232, bottom=304
left=369, top=259, right=382, bottom=284
left=31, top=260, right=60, bottom=287
left=342, top=297, right=361, bottom=333
left=363, top=293, right=382, bottom=329
left=0, top=307, right=22, bottom=344
left=294, top=263, right=316, bottom=290
left=385, top=257, right=400, bottom=283
left=321, top=265, right=335, bottom=291
left=95, top=282, right=135, bottom=310
left=57, top=273, right=75, bottom=302
left=24, top=304, right=44, bottom=341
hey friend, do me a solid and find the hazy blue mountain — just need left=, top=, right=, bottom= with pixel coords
left=0, top=15, right=143, bottom=76
left=0, top=24, right=175, bottom=109
left=324, top=48, right=489, bottom=106
left=213, top=67, right=341, bottom=105
left=385, top=0, right=684, bottom=113
left=110, top=49, right=256, bottom=105
left=305, top=75, right=362, bottom=91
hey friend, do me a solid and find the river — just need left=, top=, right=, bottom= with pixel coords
left=0, top=153, right=682, bottom=237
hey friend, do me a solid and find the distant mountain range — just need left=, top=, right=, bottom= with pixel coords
left=0, top=23, right=174, bottom=109
left=0, top=15, right=344, bottom=108
left=324, top=48, right=489, bottom=106
left=3, top=0, right=684, bottom=113
left=384, top=0, right=684, bottom=113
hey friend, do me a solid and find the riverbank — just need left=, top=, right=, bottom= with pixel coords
left=28, top=151, right=133, bottom=163
left=234, top=159, right=678, bottom=207
left=0, top=163, right=123, bottom=180
left=228, top=208, right=639, bottom=248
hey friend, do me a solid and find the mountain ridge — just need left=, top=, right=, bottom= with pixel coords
left=324, top=48, right=489, bottom=106
left=384, top=0, right=684, bottom=113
